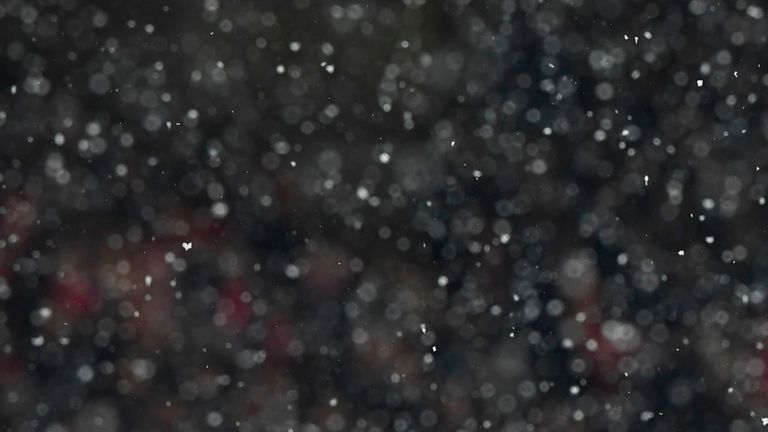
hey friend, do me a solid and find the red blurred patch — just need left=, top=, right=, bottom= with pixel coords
left=51, top=273, right=97, bottom=319
left=217, top=278, right=252, bottom=331
left=264, top=316, right=294, bottom=361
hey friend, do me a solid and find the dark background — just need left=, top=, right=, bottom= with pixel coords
left=2, top=0, right=768, bottom=431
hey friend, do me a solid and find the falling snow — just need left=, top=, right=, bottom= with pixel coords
left=0, top=1, right=766, bottom=431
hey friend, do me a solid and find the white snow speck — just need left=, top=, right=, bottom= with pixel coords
left=211, top=201, right=229, bottom=218
left=697, top=80, right=703, bottom=87
left=356, top=186, right=370, bottom=200
left=284, top=264, right=300, bottom=279
left=182, top=242, right=192, bottom=251
left=643, top=175, right=649, bottom=186
left=206, top=411, right=223, bottom=427
left=145, top=275, right=152, bottom=286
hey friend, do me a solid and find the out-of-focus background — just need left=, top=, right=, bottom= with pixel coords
left=2, top=0, right=768, bottom=430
